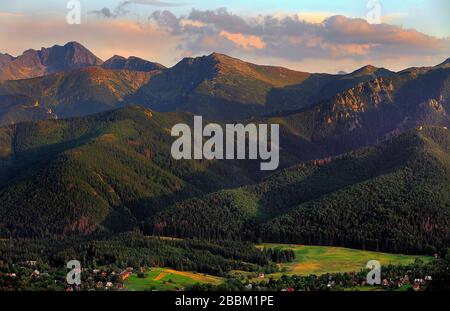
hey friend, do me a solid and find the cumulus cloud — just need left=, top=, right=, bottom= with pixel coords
left=90, top=0, right=184, bottom=19
left=123, top=0, right=184, bottom=7
left=90, top=8, right=117, bottom=19
left=219, top=31, right=266, bottom=50
left=148, top=8, right=450, bottom=66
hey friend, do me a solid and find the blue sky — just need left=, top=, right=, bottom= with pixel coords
left=0, top=0, right=449, bottom=72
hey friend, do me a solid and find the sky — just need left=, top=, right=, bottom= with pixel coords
left=0, top=0, right=449, bottom=73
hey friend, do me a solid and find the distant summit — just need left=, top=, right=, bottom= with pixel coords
left=39, top=41, right=103, bottom=72
left=0, top=41, right=103, bottom=80
left=102, top=55, right=165, bottom=72
left=349, top=65, right=395, bottom=78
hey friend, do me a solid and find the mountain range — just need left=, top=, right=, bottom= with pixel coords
left=3, top=42, right=447, bottom=123
left=0, top=42, right=449, bottom=254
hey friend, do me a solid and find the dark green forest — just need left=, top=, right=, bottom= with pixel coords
left=149, top=127, right=450, bottom=254
left=0, top=232, right=293, bottom=281
left=0, top=107, right=449, bottom=254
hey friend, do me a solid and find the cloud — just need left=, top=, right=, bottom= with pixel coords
left=147, top=8, right=450, bottom=68
left=90, top=8, right=117, bottom=19
left=90, top=0, right=184, bottom=19
left=0, top=12, right=24, bottom=17
left=219, top=31, right=266, bottom=49
left=149, top=10, right=182, bottom=34
left=123, top=0, right=184, bottom=7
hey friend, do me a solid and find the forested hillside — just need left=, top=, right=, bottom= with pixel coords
left=0, top=106, right=257, bottom=237
left=150, top=127, right=450, bottom=253
left=0, top=105, right=448, bottom=253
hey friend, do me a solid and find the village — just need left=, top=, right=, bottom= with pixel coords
left=0, top=258, right=437, bottom=292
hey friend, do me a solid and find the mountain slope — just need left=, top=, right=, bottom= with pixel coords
left=0, top=106, right=257, bottom=237
left=0, top=94, right=57, bottom=125
left=0, top=106, right=448, bottom=253
left=0, top=42, right=103, bottom=81
left=134, top=52, right=398, bottom=119
left=0, top=67, right=155, bottom=118
left=150, top=127, right=450, bottom=253
left=132, top=52, right=311, bottom=118
left=263, top=64, right=450, bottom=158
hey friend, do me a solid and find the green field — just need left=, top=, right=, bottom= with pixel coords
left=125, top=245, right=433, bottom=290
left=257, top=244, right=432, bottom=278
left=125, top=268, right=223, bottom=291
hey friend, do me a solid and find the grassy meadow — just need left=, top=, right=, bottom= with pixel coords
left=124, top=244, right=433, bottom=290
left=125, top=268, right=223, bottom=291
left=256, top=244, right=432, bottom=278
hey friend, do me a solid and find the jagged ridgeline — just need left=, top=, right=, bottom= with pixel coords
left=3, top=42, right=448, bottom=125
left=0, top=106, right=449, bottom=254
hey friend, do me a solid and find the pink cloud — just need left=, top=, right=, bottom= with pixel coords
left=219, top=31, right=266, bottom=49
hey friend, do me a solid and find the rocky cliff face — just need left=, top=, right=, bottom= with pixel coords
left=326, top=77, right=395, bottom=125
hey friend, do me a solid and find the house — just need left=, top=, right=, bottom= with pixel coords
left=425, top=276, right=432, bottom=281
left=106, top=282, right=113, bottom=289
left=120, top=271, right=132, bottom=281
left=258, top=272, right=265, bottom=278
left=400, top=275, right=410, bottom=285
left=31, top=270, right=40, bottom=278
